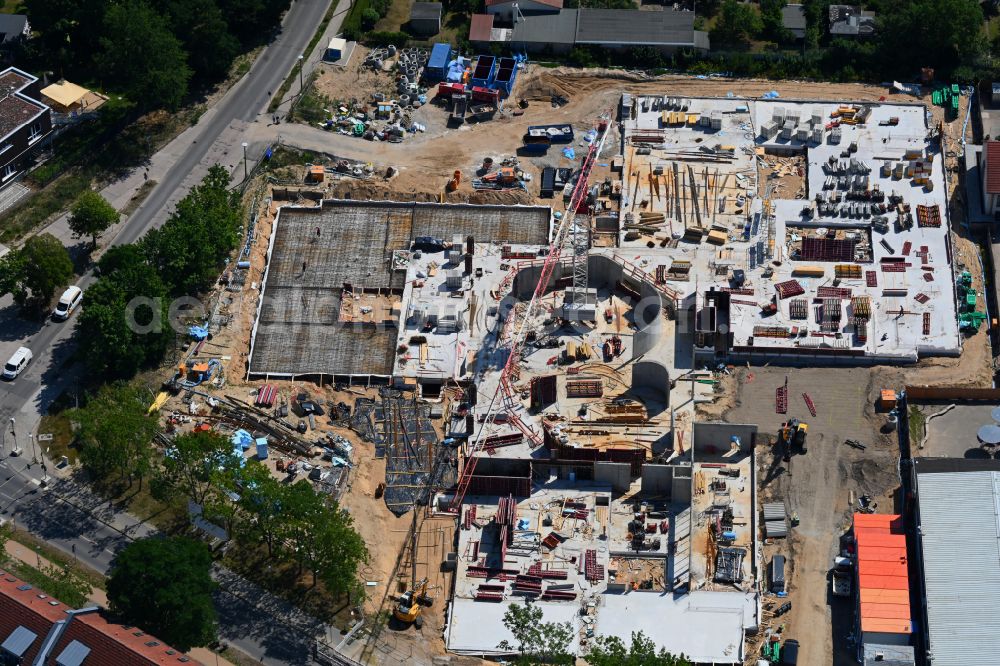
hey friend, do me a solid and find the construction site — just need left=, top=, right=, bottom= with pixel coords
left=619, top=95, right=965, bottom=364
left=137, top=54, right=998, bottom=665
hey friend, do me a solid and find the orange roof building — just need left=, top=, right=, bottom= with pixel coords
left=853, top=513, right=912, bottom=648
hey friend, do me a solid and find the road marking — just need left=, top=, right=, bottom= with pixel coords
left=80, top=536, right=96, bottom=545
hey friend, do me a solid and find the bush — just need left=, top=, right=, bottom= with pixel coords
left=365, top=31, right=410, bottom=48
left=361, top=7, right=380, bottom=28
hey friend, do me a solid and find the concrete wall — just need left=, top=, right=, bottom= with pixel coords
left=594, top=461, right=631, bottom=493
left=632, top=360, right=670, bottom=408
left=640, top=464, right=674, bottom=496
left=671, top=467, right=692, bottom=503
left=692, top=422, right=757, bottom=461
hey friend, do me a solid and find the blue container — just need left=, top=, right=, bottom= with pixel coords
left=470, top=55, right=495, bottom=89
left=255, top=438, right=269, bottom=460
left=492, top=57, right=518, bottom=97
left=425, top=43, right=451, bottom=81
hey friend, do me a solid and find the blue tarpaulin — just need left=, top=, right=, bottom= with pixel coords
left=231, top=429, right=253, bottom=450
left=189, top=325, right=209, bottom=340
left=446, top=57, right=467, bottom=82
left=562, top=147, right=575, bottom=159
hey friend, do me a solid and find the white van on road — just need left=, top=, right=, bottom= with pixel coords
left=2, top=347, right=32, bottom=380
left=53, top=285, right=83, bottom=321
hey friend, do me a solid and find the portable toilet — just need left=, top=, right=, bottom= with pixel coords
left=323, top=37, right=347, bottom=63
left=255, top=437, right=269, bottom=460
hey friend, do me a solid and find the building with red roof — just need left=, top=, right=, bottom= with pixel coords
left=981, top=140, right=1000, bottom=216
left=0, top=567, right=199, bottom=665
left=852, top=513, right=912, bottom=656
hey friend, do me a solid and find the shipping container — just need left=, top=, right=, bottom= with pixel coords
left=425, top=43, right=451, bottom=80
left=526, top=124, right=574, bottom=143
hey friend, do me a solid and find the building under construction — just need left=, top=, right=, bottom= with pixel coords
left=247, top=200, right=551, bottom=382
left=617, top=95, right=961, bottom=364
left=240, top=94, right=960, bottom=661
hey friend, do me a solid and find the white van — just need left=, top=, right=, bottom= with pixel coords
left=53, top=285, right=83, bottom=321
left=2, top=347, right=32, bottom=380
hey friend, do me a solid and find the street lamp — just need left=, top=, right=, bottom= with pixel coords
left=242, top=142, right=249, bottom=181
left=297, top=55, right=304, bottom=93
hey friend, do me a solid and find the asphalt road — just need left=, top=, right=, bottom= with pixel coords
left=119, top=0, right=337, bottom=245
left=0, top=0, right=337, bottom=432
left=0, top=0, right=344, bottom=662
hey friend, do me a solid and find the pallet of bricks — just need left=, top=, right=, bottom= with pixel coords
left=566, top=380, right=603, bottom=398
left=753, top=325, right=790, bottom=339
left=916, top=204, right=941, bottom=228
left=774, top=280, right=805, bottom=299
left=789, top=299, right=808, bottom=320
left=581, top=549, right=606, bottom=583
left=851, top=296, right=872, bottom=342
left=835, top=264, right=862, bottom=279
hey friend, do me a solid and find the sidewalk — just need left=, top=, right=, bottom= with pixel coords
left=2, top=539, right=235, bottom=666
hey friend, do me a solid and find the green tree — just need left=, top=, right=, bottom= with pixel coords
left=75, top=382, right=159, bottom=487
left=233, top=461, right=287, bottom=557
left=22, top=0, right=107, bottom=76
left=760, top=0, right=792, bottom=43
left=107, top=537, right=217, bottom=651
left=711, top=0, right=763, bottom=47
left=69, top=190, right=119, bottom=249
left=280, top=482, right=369, bottom=593
left=161, top=430, right=240, bottom=505
left=142, top=165, right=242, bottom=295
left=877, top=0, right=984, bottom=77
left=76, top=244, right=172, bottom=378
left=497, top=601, right=574, bottom=665
left=164, top=0, right=241, bottom=83
left=0, top=233, right=73, bottom=314
left=97, top=0, right=192, bottom=110
left=586, top=632, right=692, bottom=666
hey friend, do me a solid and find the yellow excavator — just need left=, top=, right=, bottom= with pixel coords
left=394, top=577, right=433, bottom=628
left=779, top=418, right=809, bottom=461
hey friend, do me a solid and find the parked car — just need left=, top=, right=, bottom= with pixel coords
left=2, top=347, right=32, bottom=380
left=52, top=285, right=83, bottom=320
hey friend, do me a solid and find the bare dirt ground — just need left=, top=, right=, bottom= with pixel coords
left=720, top=366, right=899, bottom=666
left=284, top=63, right=970, bottom=214
left=711, top=330, right=993, bottom=666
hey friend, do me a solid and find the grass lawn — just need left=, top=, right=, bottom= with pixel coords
left=38, top=412, right=77, bottom=465
left=375, top=0, right=412, bottom=33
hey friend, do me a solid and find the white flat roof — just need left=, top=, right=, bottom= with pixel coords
left=594, top=590, right=755, bottom=664
left=446, top=598, right=581, bottom=656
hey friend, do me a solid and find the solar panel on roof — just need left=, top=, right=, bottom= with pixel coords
left=55, top=639, right=91, bottom=666
left=1, top=625, right=38, bottom=658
